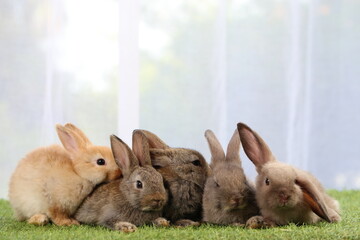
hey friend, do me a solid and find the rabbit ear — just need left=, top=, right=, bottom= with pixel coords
left=110, top=135, right=139, bottom=176
left=149, top=148, right=171, bottom=169
left=295, top=177, right=331, bottom=222
left=132, top=130, right=151, bottom=167
left=56, top=124, right=86, bottom=153
left=140, top=130, right=169, bottom=149
left=225, top=129, right=241, bottom=164
left=237, top=122, right=275, bottom=170
left=64, top=123, right=92, bottom=146
left=204, top=129, right=225, bottom=166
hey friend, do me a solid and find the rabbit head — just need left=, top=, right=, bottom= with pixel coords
left=111, top=131, right=167, bottom=211
left=57, top=123, right=121, bottom=184
left=139, top=129, right=209, bottom=221
left=204, top=129, right=255, bottom=212
left=140, top=130, right=209, bottom=191
left=237, top=122, right=334, bottom=224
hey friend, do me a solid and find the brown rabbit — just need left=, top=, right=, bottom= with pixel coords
left=202, top=129, right=259, bottom=225
left=8, top=123, right=121, bottom=226
left=139, top=130, right=210, bottom=226
left=74, top=132, right=169, bottom=233
left=237, top=122, right=341, bottom=228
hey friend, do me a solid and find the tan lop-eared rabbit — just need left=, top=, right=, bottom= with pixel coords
left=8, top=123, right=121, bottom=226
left=237, top=123, right=341, bottom=228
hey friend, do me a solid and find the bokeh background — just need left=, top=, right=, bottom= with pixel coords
left=1, top=0, right=360, bottom=199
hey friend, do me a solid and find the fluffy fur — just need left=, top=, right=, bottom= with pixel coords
left=140, top=130, right=210, bottom=225
left=237, top=122, right=341, bottom=228
left=74, top=132, right=169, bottom=232
left=8, top=123, right=121, bottom=226
left=202, top=129, right=259, bottom=225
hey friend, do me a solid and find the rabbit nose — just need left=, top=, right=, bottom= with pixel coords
left=278, top=191, right=290, bottom=203
left=152, top=199, right=161, bottom=204
left=230, top=197, right=243, bottom=205
left=151, top=198, right=165, bottom=207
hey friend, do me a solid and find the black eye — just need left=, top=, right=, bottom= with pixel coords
left=214, top=181, right=220, bottom=188
left=192, top=160, right=201, bottom=166
left=136, top=180, right=143, bottom=189
left=97, top=158, right=106, bottom=165
left=153, top=165, right=162, bottom=170
left=265, top=178, right=270, bottom=186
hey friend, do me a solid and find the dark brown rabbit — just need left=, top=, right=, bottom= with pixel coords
left=139, top=130, right=210, bottom=226
left=202, top=129, right=259, bottom=225
left=74, top=132, right=169, bottom=232
left=237, top=123, right=341, bottom=228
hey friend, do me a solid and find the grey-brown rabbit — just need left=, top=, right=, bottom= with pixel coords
left=74, top=131, right=169, bottom=232
left=139, top=130, right=210, bottom=226
left=237, top=123, right=341, bottom=228
left=202, top=129, right=259, bottom=225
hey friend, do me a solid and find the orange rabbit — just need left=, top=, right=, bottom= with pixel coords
left=8, top=123, right=121, bottom=226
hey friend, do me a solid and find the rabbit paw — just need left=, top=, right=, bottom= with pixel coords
left=231, top=222, right=245, bottom=227
left=174, top=219, right=201, bottom=227
left=49, top=207, right=80, bottom=226
left=327, top=207, right=341, bottom=223
left=246, top=216, right=276, bottom=229
left=114, top=222, right=137, bottom=233
left=153, top=217, right=170, bottom=227
left=52, top=217, right=80, bottom=226
left=246, top=216, right=265, bottom=229
left=329, top=214, right=341, bottom=223
left=28, top=214, right=50, bottom=226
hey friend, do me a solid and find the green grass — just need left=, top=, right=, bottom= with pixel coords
left=1, top=191, right=359, bottom=240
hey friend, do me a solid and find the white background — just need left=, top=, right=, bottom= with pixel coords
left=1, top=0, right=360, bottom=199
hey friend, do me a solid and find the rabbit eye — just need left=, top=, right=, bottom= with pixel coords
left=136, top=180, right=143, bottom=189
left=192, top=160, right=201, bottom=166
left=96, top=158, right=106, bottom=166
left=213, top=177, right=220, bottom=187
left=153, top=165, right=162, bottom=170
left=265, top=178, right=270, bottom=186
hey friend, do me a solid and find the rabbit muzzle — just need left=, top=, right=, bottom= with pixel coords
left=277, top=191, right=291, bottom=206
left=141, top=193, right=167, bottom=211
left=226, top=197, right=247, bottom=211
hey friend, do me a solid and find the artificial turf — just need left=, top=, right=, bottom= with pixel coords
left=0, top=190, right=359, bottom=240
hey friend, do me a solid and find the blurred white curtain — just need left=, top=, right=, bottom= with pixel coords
left=286, top=0, right=315, bottom=170
left=1, top=0, right=360, bottom=199
left=212, top=0, right=228, bottom=145
left=138, top=0, right=360, bottom=190
left=41, top=0, right=63, bottom=144
left=118, top=0, right=139, bottom=144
